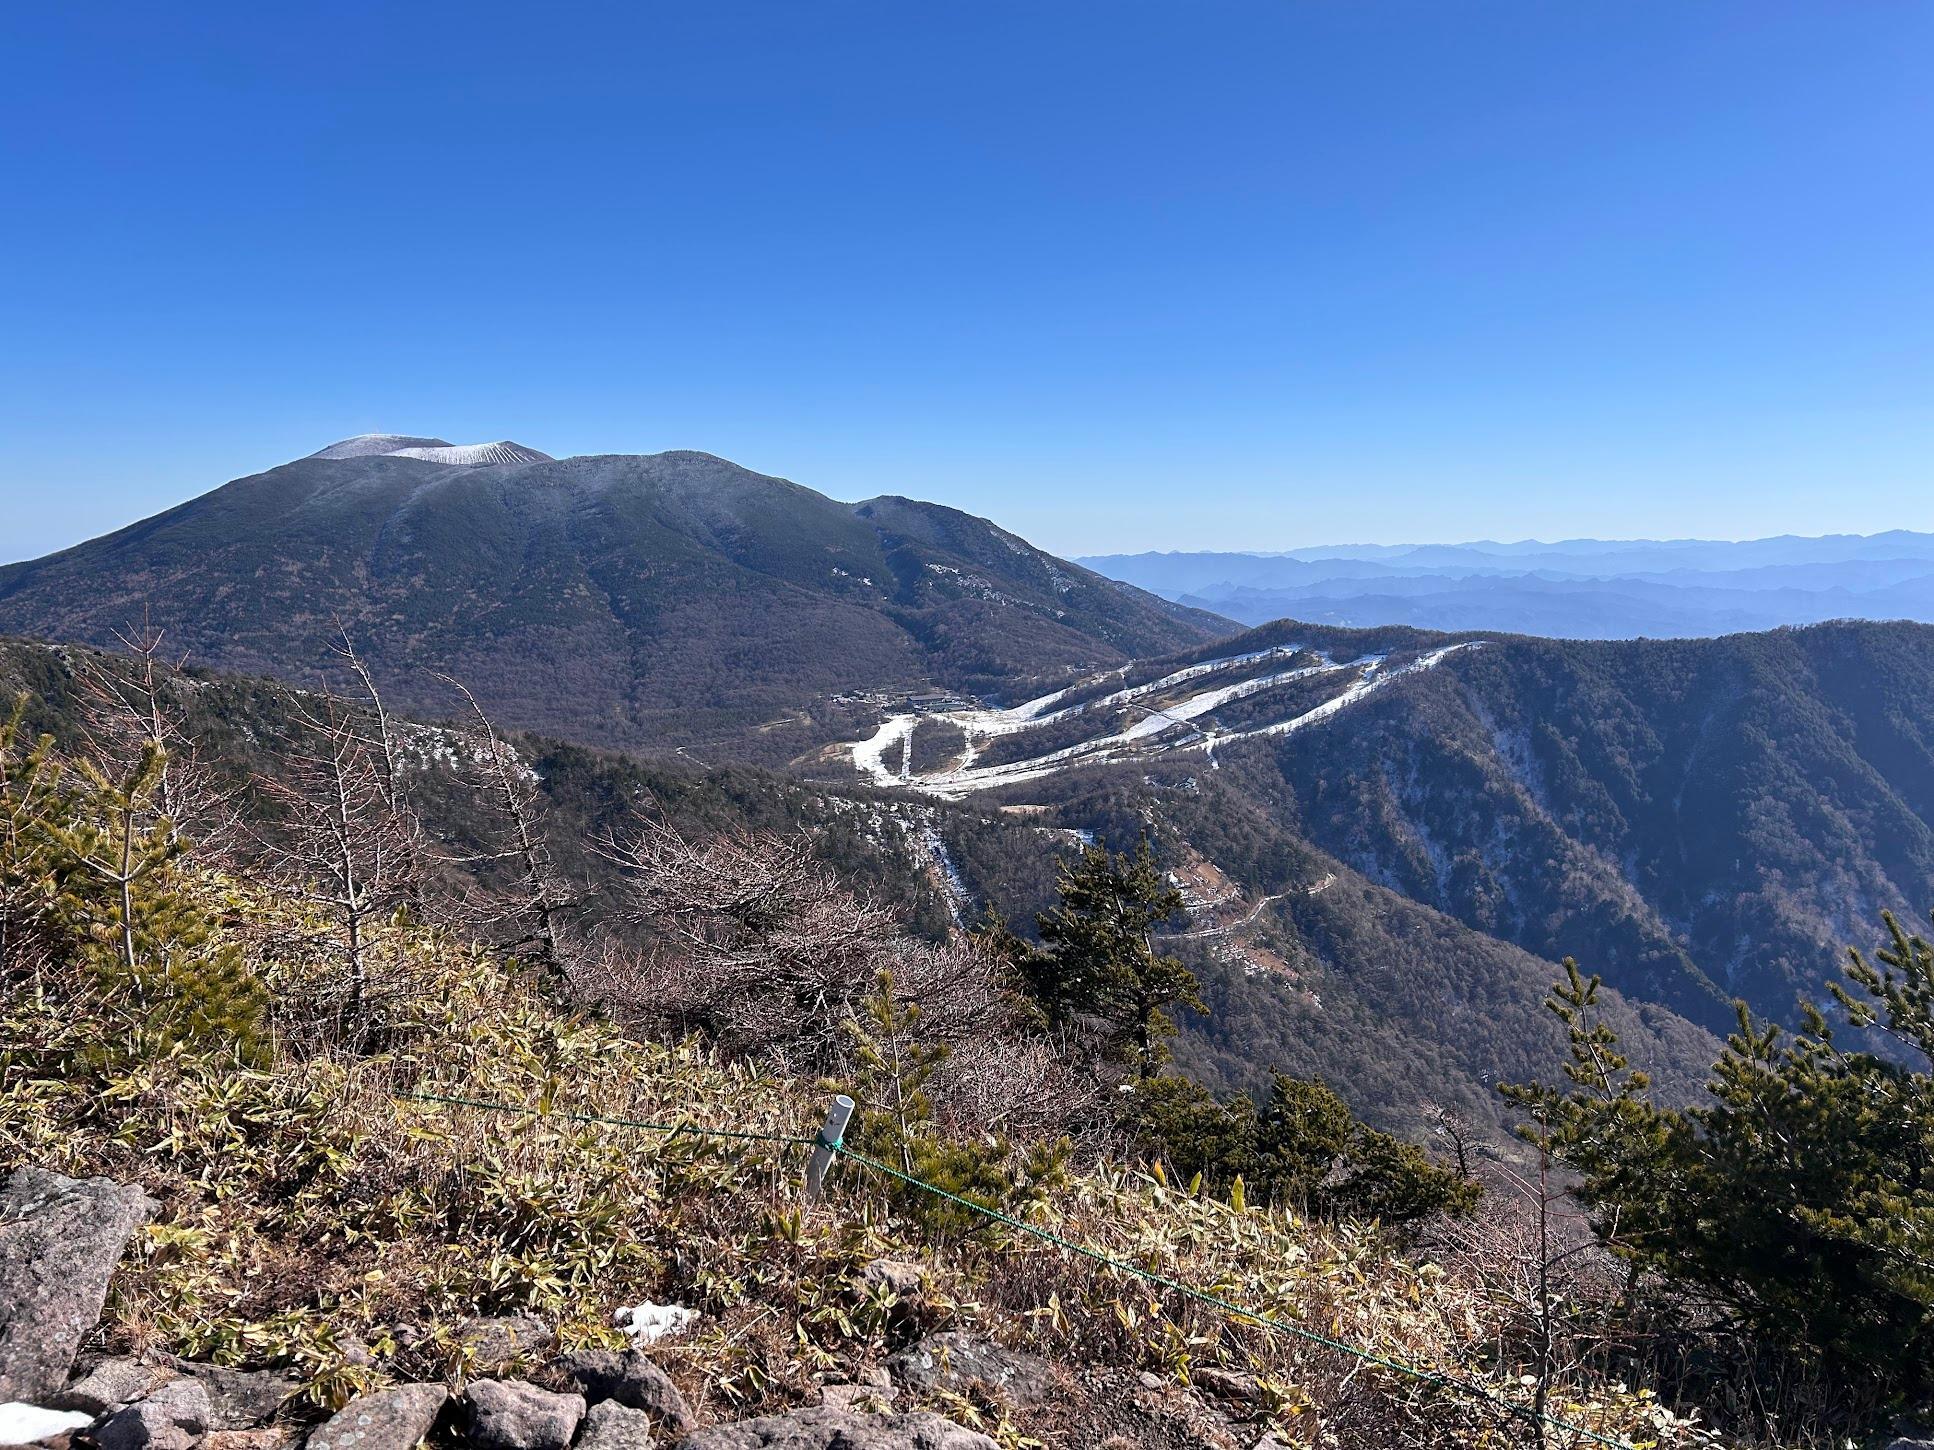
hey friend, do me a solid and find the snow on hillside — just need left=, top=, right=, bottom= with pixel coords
left=849, top=640, right=1482, bottom=798
left=387, top=441, right=553, bottom=465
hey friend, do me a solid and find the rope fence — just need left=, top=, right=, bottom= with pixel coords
left=400, top=1090, right=821, bottom=1147
left=398, top=1089, right=1633, bottom=1450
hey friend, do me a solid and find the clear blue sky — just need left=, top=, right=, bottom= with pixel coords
left=3, top=2, right=1930, bottom=562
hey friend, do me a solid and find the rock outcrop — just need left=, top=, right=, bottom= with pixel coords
left=158, top=1363, right=295, bottom=1431
left=672, top=1407, right=995, bottom=1450
left=569, top=1401, right=659, bottom=1450
left=52, top=1361, right=175, bottom=1417
left=459, top=1380, right=583, bottom=1450
left=0, top=1168, right=156, bottom=1403
left=91, top=1380, right=213, bottom=1450
left=304, top=1384, right=448, bottom=1450
left=555, top=1352, right=692, bottom=1436
left=884, top=1333, right=1051, bottom=1408
left=856, top=1262, right=923, bottom=1299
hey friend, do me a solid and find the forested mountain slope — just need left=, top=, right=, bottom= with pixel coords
left=0, top=636, right=1714, bottom=1140
left=0, top=442, right=1227, bottom=758
left=845, top=615, right=1934, bottom=1039
left=1236, top=619, right=1934, bottom=1033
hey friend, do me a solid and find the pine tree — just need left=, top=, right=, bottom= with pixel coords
left=845, top=968, right=1067, bottom=1235
left=35, top=739, right=267, bottom=1059
left=42, top=743, right=181, bottom=983
left=1023, top=841, right=1202, bottom=1078
left=848, top=967, right=951, bottom=1176
left=1122, top=1070, right=1478, bottom=1227
left=1503, top=930, right=1934, bottom=1406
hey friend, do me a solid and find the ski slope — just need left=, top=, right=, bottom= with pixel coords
left=848, top=640, right=1482, bottom=797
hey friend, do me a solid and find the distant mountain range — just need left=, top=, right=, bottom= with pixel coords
left=1080, top=533, right=1934, bottom=638
left=0, top=436, right=1226, bottom=760
left=7, top=439, right=1933, bottom=1137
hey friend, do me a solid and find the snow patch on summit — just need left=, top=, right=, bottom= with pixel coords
left=389, top=441, right=553, bottom=465
left=310, top=434, right=453, bottom=459
left=310, top=435, right=553, bottom=466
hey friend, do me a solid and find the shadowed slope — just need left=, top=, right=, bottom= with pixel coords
left=0, top=446, right=1229, bottom=756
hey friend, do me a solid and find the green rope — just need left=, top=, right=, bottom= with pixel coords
left=398, top=1090, right=820, bottom=1147
left=831, top=1142, right=1631, bottom=1450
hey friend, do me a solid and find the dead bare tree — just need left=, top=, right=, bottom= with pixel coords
left=74, top=617, right=239, bottom=859
left=333, top=632, right=408, bottom=817
left=1426, top=1101, right=1483, bottom=1182
left=1436, top=1144, right=1631, bottom=1448
left=604, top=819, right=1007, bottom=1070
left=0, top=699, right=63, bottom=993
left=928, top=1029, right=1106, bottom=1146
left=433, top=673, right=572, bottom=977
left=254, top=685, right=424, bottom=1047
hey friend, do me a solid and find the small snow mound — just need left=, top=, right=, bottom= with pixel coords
left=0, top=1405, right=92, bottom=1446
left=310, top=433, right=454, bottom=459
left=388, top=441, right=553, bottom=466
left=615, top=1301, right=700, bottom=1345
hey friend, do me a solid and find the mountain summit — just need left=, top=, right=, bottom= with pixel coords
left=309, top=434, right=555, bottom=466
left=0, top=442, right=1227, bottom=757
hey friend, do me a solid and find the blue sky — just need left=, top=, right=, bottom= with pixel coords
left=2, top=2, right=1930, bottom=561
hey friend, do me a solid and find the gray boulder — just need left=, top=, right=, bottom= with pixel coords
left=459, top=1381, right=582, bottom=1450
left=303, top=1384, right=448, bottom=1450
left=884, top=1333, right=1051, bottom=1408
left=63, top=1358, right=291, bottom=1431
left=53, top=1360, right=176, bottom=1416
left=0, top=1168, right=156, bottom=1403
left=91, top=1379, right=213, bottom=1450
left=569, top=1401, right=658, bottom=1450
left=672, top=1407, right=993, bottom=1450
left=454, top=1318, right=552, bottom=1376
left=555, top=1353, right=692, bottom=1435
left=154, top=1363, right=295, bottom=1431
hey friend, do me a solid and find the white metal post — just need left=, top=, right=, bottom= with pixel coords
left=805, top=1094, right=856, bottom=1201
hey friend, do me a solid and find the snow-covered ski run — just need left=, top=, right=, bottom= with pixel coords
left=848, top=640, right=1481, bottom=798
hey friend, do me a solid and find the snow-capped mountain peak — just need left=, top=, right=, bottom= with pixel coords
left=309, top=435, right=552, bottom=466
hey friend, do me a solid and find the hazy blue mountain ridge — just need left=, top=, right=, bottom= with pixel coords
left=1084, top=533, right=1934, bottom=638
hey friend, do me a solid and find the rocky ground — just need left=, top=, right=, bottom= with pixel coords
left=0, top=1166, right=1297, bottom=1450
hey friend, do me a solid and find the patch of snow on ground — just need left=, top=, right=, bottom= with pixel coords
left=0, top=1406, right=92, bottom=1446
left=617, top=1302, right=700, bottom=1345
left=1120, top=659, right=1348, bottom=741
left=1226, top=644, right=1480, bottom=742
left=917, top=820, right=974, bottom=924
left=851, top=715, right=916, bottom=785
